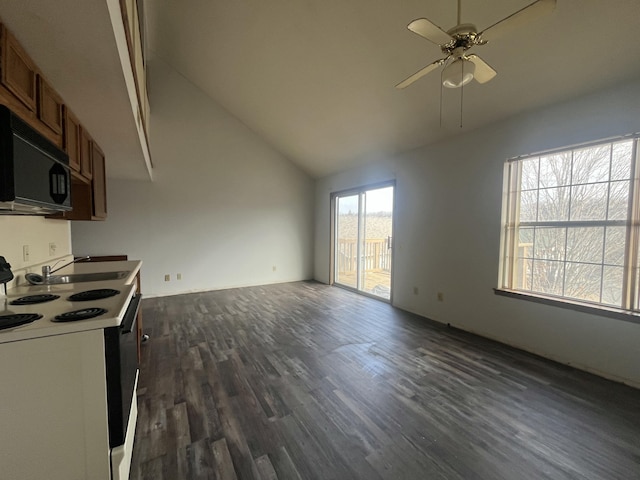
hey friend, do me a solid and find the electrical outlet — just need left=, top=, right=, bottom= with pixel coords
left=22, top=245, right=30, bottom=262
left=49, top=242, right=57, bottom=256
left=164, top=274, right=170, bottom=282
left=413, top=286, right=419, bottom=295
left=437, top=292, right=444, bottom=302
left=177, top=273, right=182, bottom=280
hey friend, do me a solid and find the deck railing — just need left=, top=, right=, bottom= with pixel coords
left=336, top=238, right=391, bottom=274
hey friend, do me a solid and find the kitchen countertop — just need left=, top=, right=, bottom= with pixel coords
left=0, top=260, right=142, bottom=344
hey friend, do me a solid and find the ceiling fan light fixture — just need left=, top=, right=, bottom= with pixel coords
left=442, top=59, right=475, bottom=88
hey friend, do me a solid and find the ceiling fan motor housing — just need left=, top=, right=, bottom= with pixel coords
left=442, top=23, right=481, bottom=56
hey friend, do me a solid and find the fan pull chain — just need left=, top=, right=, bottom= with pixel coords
left=460, top=84, right=464, bottom=128
left=439, top=69, right=444, bottom=128
left=459, top=60, right=465, bottom=128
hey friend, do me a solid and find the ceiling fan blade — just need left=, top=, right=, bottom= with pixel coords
left=478, top=0, right=556, bottom=43
left=408, top=18, right=453, bottom=45
left=466, top=54, right=497, bottom=84
left=396, top=59, right=446, bottom=89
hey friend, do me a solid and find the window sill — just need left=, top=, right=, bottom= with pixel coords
left=493, top=288, right=640, bottom=325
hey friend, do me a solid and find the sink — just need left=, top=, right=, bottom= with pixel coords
left=25, top=271, right=130, bottom=285
left=52, top=271, right=130, bottom=284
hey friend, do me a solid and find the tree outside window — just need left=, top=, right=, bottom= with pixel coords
left=500, top=137, right=639, bottom=311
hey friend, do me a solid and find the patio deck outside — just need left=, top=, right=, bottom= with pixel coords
left=336, top=233, right=392, bottom=299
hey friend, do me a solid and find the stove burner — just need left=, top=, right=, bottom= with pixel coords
left=68, top=289, right=120, bottom=302
left=0, top=313, right=42, bottom=330
left=53, top=308, right=108, bottom=322
left=10, top=294, right=60, bottom=306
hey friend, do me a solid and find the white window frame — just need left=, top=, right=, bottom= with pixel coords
left=497, top=134, right=640, bottom=320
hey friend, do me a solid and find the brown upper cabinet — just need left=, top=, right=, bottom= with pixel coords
left=91, top=142, right=107, bottom=219
left=79, top=126, right=93, bottom=180
left=63, top=106, right=81, bottom=173
left=37, top=76, right=63, bottom=135
left=0, top=26, right=37, bottom=112
left=64, top=107, right=97, bottom=185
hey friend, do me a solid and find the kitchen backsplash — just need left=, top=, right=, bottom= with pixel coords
left=0, top=216, right=72, bottom=290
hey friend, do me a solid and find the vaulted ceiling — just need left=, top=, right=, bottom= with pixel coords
left=146, top=0, right=640, bottom=177
left=0, top=1, right=639, bottom=180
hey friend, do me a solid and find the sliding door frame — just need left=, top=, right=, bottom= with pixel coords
left=330, top=180, right=396, bottom=304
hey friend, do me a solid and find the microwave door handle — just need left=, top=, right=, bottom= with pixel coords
left=49, top=163, right=69, bottom=205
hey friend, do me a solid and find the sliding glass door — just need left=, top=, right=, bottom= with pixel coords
left=333, top=184, right=394, bottom=300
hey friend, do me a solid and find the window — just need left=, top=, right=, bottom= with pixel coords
left=499, top=136, right=640, bottom=313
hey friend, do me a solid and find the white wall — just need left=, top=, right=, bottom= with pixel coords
left=71, top=58, right=314, bottom=296
left=0, top=217, right=71, bottom=288
left=315, top=78, right=640, bottom=388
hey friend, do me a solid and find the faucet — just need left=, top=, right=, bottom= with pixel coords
left=42, top=256, right=91, bottom=281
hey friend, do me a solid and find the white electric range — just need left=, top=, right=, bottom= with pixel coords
left=0, top=262, right=142, bottom=480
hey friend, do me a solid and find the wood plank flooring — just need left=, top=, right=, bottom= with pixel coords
left=130, top=281, right=640, bottom=480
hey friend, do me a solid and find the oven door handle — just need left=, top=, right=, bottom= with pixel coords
left=121, top=294, right=142, bottom=333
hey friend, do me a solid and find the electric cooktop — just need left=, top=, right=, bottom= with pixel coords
left=0, top=283, right=135, bottom=340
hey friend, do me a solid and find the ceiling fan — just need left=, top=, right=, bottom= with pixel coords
left=396, top=0, right=556, bottom=90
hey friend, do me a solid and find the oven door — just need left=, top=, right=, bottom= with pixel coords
left=104, top=293, right=141, bottom=448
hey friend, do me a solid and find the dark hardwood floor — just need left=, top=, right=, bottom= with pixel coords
left=130, top=281, right=640, bottom=480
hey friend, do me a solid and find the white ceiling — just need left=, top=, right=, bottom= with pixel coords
left=0, top=1, right=639, bottom=181
left=147, top=0, right=640, bottom=178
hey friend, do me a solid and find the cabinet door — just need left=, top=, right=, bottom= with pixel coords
left=79, top=127, right=93, bottom=180
left=37, top=76, right=63, bottom=134
left=92, top=142, right=107, bottom=219
left=62, top=177, right=92, bottom=221
left=63, top=107, right=81, bottom=173
left=1, top=27, right=37, bottom=111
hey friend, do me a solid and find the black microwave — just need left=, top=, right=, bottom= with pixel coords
left=0, top=105, right=71, bottom=215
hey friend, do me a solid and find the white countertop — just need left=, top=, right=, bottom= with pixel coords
left=0, top=260, right=142, bottom=344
